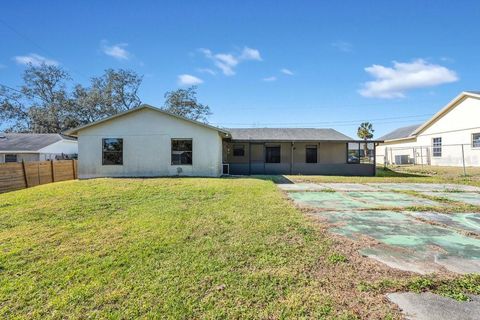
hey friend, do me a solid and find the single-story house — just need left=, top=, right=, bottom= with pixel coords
left=0, top=133, right=78, bottom=163
left=66, top=104, right=380, bottom=178
left=377, top=91, right=480, bottom=166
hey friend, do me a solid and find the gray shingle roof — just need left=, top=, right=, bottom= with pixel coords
left=465, top=91, right=480, bottom=95
left=378, top=124, right=421, bottom=141
left=0, top=133, right=76, bottom=151
left=227, top=128, right=353, bottom=141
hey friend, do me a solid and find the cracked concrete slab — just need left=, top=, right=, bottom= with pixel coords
left=387, top=292, right=480, bottom=320
left=368, top=183, right=480, bottom=192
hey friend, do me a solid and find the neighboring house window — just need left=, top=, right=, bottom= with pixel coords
left=306, top=145, right=318, bottom=163
left=171, top=139, right=193, bottom=165
left=233, top=144, right=245, bottom=156
left=347, top=142, right=360, bottom=164
left=473, top=133, right=480, bottom=148
left=265, top=146, right=281, bottom=163
left=102, top=138, right=123, bottom=165
left=5, top=154, right=17, bottom=163
left=432, top=137, right=442, bottom=157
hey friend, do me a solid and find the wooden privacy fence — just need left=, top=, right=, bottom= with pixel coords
left=0, top=160, right=77, bottom=194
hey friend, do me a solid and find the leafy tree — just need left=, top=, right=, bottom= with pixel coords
left=0, top=65, right=143, bottom=133
left=357, top=122, right=374, bottom=159
left=0, top=64, right=73, bottom=133
left=72, top=69, right=142, bottom=125
left=163, top=86, right=211, bottom=122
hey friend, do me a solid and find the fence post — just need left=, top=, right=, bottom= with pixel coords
left=51, top=160, right=55, bottom=182
left=420, top=147, right=424, bottom=168
left=461, top=144, right=467, bottom=176
left=72, top=160, right=76, bottom=179
left=21, top=160, right=29, bottom=188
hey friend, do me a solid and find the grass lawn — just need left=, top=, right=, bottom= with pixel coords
left=1, top=177, right=479, bottom=319
left=285, top=166, right=480, bottom=187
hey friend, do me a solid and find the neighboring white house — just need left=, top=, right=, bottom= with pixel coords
left=66, top=105, right=229, bottom=178
left=377, top=91, right=480, bottom=167
left=66, top=104, right=380, bottom=178
left=0, top=133, right=78, bottom=163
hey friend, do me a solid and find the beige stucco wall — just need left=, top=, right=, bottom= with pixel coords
left=378, top=96, right=480, bottom=166
left=77, top=108, right=223, bottom=178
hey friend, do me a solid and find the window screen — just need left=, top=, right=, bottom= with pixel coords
left=265, top=146, right=281, bottom=163
left=102, top=138, right=123, bottom=165
left=5, top=154, right=17, bottom=163
left=305, top=145, right=317, bottom=163
left=347, top=142, right=361, bottom=164
left=473, top=133, right=480, bottom=148
left=432, top=137, right=442, bottom=157
left=233, top=144, right=245, bottom=156
left=171, top=139, right=193, bottom=165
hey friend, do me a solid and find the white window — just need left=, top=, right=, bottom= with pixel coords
left=432, top=137, right=442, bottom=157
left=473, top=133, right=480, bottom=148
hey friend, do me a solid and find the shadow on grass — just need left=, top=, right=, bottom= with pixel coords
left=376, top=167, right=428, bottom=178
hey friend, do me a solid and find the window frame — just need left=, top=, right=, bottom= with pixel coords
left=305, top=145, right=318, bottom=163
left=347, top=142, right=361, bottom=164
left=5, top=154, right=18, bottom=163
left=171, top=138, right=193, bottom=165
left=265, top=145, right=281, bottom=163
left=102, top=138, right=123, bottom=166
left=233, top=144, right=245, bottom=157
left=432, top=137, right=442, bottom=157
left=472, top=133, right=480, bottom=149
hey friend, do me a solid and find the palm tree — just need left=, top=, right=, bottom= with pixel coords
left=357, top=122, right=374, bottom=161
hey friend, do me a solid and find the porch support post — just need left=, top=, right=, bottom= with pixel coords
left=248, top=141, right=251, bottom=175
left=290, top=142, right=294, bottom=174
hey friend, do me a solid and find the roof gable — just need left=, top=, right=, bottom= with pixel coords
left=65, top=104, right=229, bottom=136
left=412, top=91, right=480, bottom=136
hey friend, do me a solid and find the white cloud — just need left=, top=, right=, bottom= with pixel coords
left=240, top=47, right=262, bottom=61
left=359, top=59, right=459, bottom=99
left=14, top=53, right=59, bottom=66
left=178, top=74, right=203, bottom=86
left=263, top=76, right=277, bottom=82
left=197, top=68, right=216, bottom=75
left=332, top=41, right=353, bottom=53
left=199, top=46, right=261, bottom=76
left=280, top=68, right=294, bottom=76
left=101, top=41, right=130, bottom=60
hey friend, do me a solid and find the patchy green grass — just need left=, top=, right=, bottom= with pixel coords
left=0, top=178, right=339, bottom=319
left=286, top=167, right=480, bottom=187
left=358, top=274, right=480, bottom=302
left=1, top=177, right=478, bottom=319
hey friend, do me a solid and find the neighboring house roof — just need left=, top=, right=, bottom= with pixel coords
left=381, top=91, right=480, bottom=142
left=0, top=133, right=76, bottom=152
left=65, top=104, right=230, bottom=136
left=378, top=124, right=421, bottom=141
left=227, top=128, right=354, bottom=141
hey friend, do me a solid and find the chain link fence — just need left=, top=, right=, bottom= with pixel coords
left=376, top=143, right=480, bottom=176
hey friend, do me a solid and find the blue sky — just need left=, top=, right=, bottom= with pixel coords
left=1, top=0, right=479, bottom=137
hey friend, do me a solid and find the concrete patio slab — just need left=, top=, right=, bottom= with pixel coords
left=368, top=183, right=480, bottom=192
left=421, top=192, right=480, bottom=206
left=277, top=183, right=330, bottom=192
left=318, top=183, right=380, bottom=192
left=314, top=210, right=480, bottom=274
left=387, top=292, right=480, bottom=320
left=408, top=212, right=480, bottom=234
